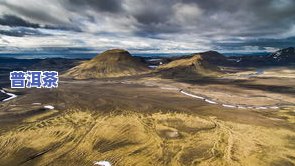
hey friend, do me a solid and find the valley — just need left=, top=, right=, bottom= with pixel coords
left=0, top=49, right=294, bottom=166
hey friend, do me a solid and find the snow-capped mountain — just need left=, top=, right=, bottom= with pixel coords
left=269, top=47, right=295, bottom=63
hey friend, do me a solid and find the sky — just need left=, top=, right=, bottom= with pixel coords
left=0, top=0, right=295, bottom=55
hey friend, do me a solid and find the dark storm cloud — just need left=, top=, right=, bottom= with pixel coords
left=1, top=1, right=66, bottom=25
left=0, top=14, right=81, bottom=32
left=0, top=27, right=50, bottom=37
left=0, top=0, right=294, bottom=52
left=2, top=0, right=295, bottom=36
left=66, top=0, right=123, bottom=13
left=0, top=15, right=40, bottom=28
left=134, top=0, right=295, bottom=37
left=127, top=0, right=175, bottom=25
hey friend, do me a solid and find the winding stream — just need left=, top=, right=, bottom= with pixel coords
left=0, top=89, right=17, bottom=102
left=179, top=89, right=279, bottom=110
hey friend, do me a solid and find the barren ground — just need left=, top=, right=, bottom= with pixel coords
left=0, top=67, right=294, bottom=166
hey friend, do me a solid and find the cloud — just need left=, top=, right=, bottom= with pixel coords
left=0, top=24, right=52, bottom=37
left=0, top=29, right=39, bottom=37
left=0, top=14, right=81, bottom=32
left=0, top=0, right=68, bottom=24
left=0, top=14, right=40, bottom=28
left=173, top=3, right=203, bottom=24
left=0, top=0, right=294, bottom=53
left=66, top=0, right=123, bottom=13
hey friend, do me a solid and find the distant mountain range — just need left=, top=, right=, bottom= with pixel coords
left=62, top=49, right=230, bottom=79
left=228, top=47, right=295, bottom=66
left=0, top=47, right=294, bottom=80
left=268, top=47, right=295, bottom=63
left=143, top=47, right=295, bottom=68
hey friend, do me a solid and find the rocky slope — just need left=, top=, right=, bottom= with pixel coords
left=65, top=49, right=149, bottom=79
left=157, top=52, right=223, bottom=78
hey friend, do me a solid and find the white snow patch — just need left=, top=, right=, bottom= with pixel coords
left=270, top=106, right=279, bottom=109
left=222, top=104, right=236, bottom=108
left=205, top=99, right=218, bottom=104
left=32, top=103, right=42, bottom=105
left=257, top=107, right=268, bottom=110
left=148, top=65, right=158, bottom=69
left=44, top=105, right=54, bottom=110
left=274, top=51, right=282, bottom=57
left=237, top=106, right=246, bottom=109
left=180, top=91, right=205, bottom=100
left=94, top=161, right=111, bottom=166
left=147, top=59, right=161, bottom=62
left=181, top=90, right=218, bottom=104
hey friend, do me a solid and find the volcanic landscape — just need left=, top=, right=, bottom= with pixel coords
left=0, top=49, right=294, bottom=166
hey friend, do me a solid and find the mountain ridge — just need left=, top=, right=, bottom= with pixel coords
left=64, top=49, right=149, bottom=79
